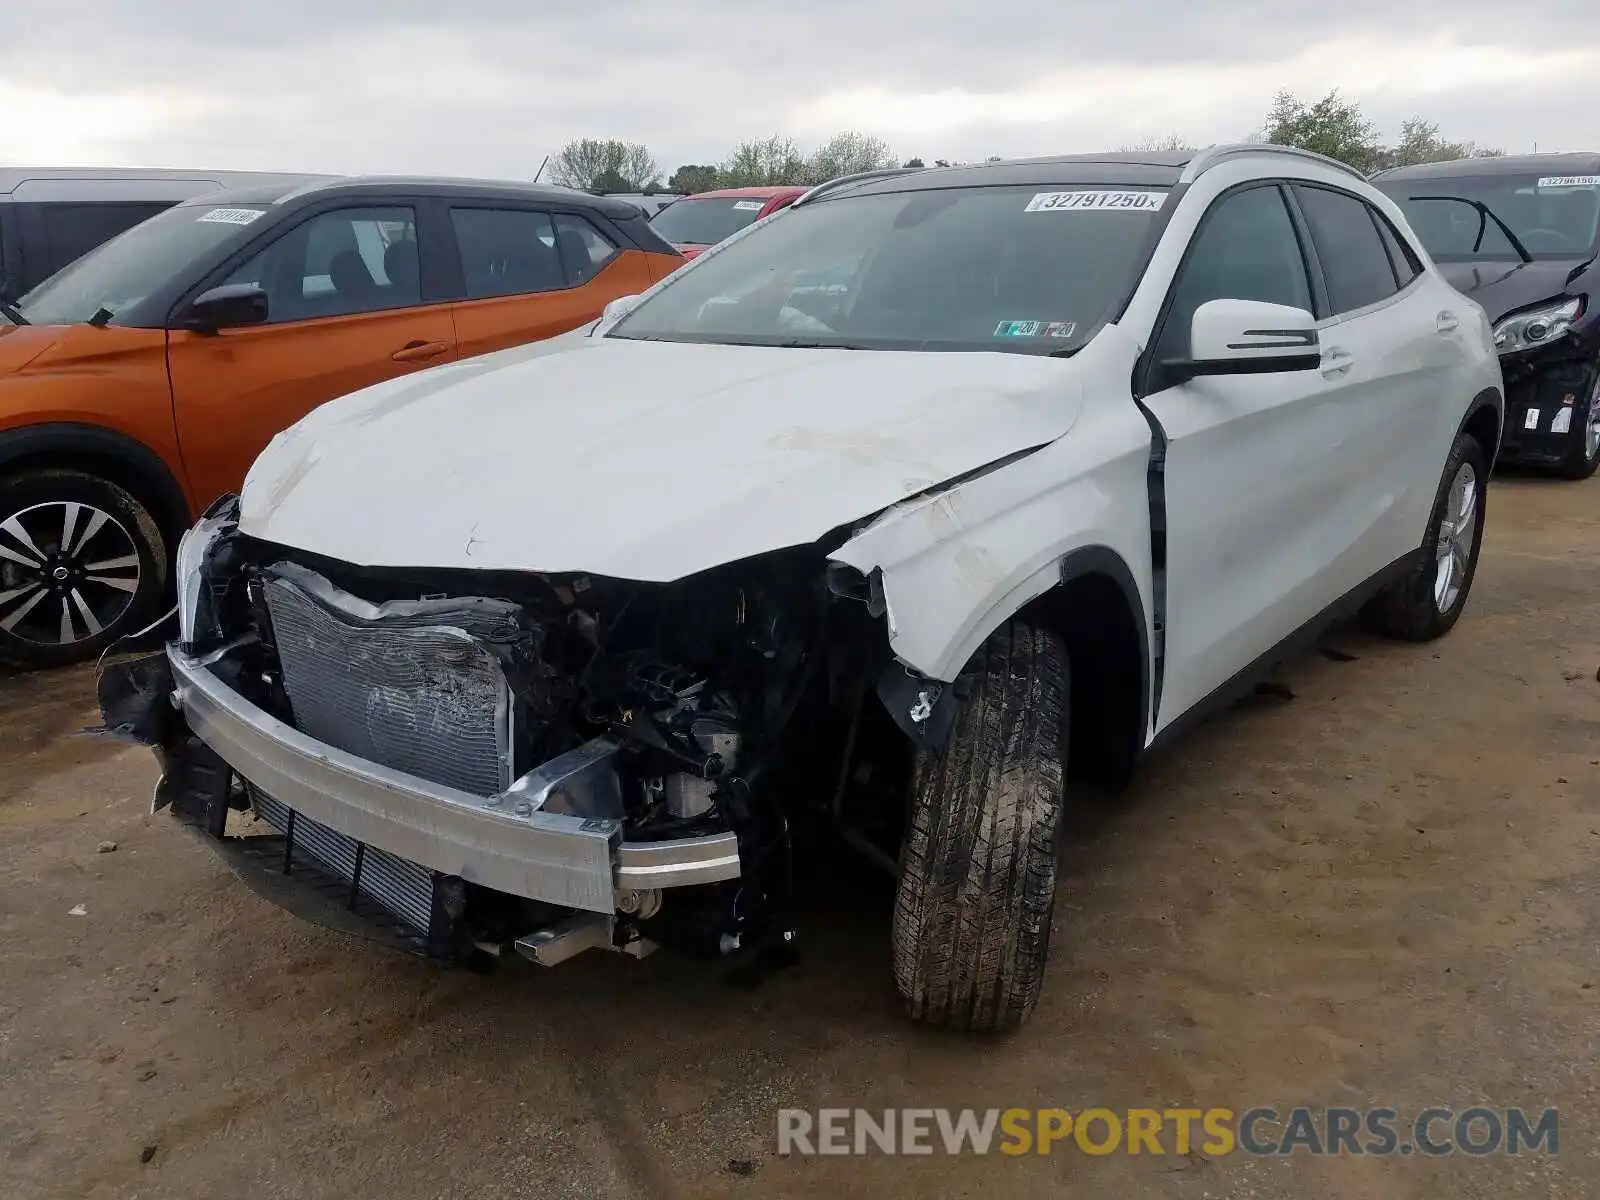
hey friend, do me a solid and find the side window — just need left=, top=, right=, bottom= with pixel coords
left=1371, top=208, right=1422, bottom=288
left=1293, top=185, right=1400, bottom=313
left=1157, top=184, right=1314, bottom=361
left=449, top=208, right=565, bottom=299
left=551, top=213, right=619, bottom=286
left=224, top=206, right=420, bottom=322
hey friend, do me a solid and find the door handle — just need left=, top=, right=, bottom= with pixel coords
left=1435, top=310, right=1459, bottom=334
left=392, top=340, right=450, bottom=363
left=1320, top=348, right=1355, bottom=378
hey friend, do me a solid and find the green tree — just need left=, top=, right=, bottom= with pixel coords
left=667, top=164, right=720, bottom=194
left=550, top=139, right=661, bottom=190
left=1257, top=89, right=1380, bottom=172
left=719, top=136, right=810, bottom=186
left=805, top=131, right=898, bottom=183
left=1371, top=117, right=1504, bottom=170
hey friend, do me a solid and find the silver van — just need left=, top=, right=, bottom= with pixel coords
left=0, top=167, right=325, bottom=299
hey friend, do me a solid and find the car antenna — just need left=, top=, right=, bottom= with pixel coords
left=532, top=155, right=550, bottom=184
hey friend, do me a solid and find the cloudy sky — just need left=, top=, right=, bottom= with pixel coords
left=4, top=0, right=1596, bottom=178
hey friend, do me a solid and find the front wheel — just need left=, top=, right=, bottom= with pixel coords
left=1556, top=367, right=1600, bottom=480
left=1362, top=431, right=1488, bottom=642
left=892, top=618, right=1067, bottom=1033
left=0, top=469, right=168, bottom=669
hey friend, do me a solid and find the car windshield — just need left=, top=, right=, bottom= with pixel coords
left=1377, top=173, right=1600, bottom=261
left=16, top=202, right=270, bottom=325
left=614, top=183, right=1168, bottom=354
left=649, top=196, right=772, bottom=246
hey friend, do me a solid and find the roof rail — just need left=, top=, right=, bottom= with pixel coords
left=1179, top=143, right=1366, bottom=184
left=791, top=166, right=926, bottom=207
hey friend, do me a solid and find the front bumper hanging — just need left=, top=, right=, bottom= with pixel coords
left=102, top=645, right=742, bottom=953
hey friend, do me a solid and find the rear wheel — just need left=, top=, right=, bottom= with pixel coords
left=0, top=469, right=167, bottom=668
left=892, top=618, right=1067, bottom=1033
left=1362, top=431, right=1487, bottom=642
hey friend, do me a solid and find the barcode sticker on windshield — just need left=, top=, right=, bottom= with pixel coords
left=1537, top=176, right=1600, bottom=189
left=197, top=207, right=264, bottom=225
left=1025, top=190, right=1166, bottom=213
left=732, top=200, right=764, bottom=211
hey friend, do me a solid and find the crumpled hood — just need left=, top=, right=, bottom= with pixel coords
left=1437, top=259, right=1590, bottom=322
left=239, top=333, right=1086, bottom=580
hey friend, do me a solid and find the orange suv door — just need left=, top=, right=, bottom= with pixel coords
left=446, top=205, right=656, bottom=358
left=166, top=203, right=458, bottom=510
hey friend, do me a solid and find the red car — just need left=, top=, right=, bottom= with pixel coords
left=648, top=186, right=807, bottom=259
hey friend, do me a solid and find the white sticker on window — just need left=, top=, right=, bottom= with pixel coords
left=197, top=207, right=264, bottom=225
left=1537, top=175, right=1600, bottom=189
left=1025, top=190, right=1166, bottom=214
left=1551, top=407, right=1573, bottom=434
left=1524, top=408, right=1542, bottom=430
left=732, top=200, right=764, bottom=211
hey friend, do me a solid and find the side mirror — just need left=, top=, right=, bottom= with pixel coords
left=180, top=284, right=268, bottom=334
left=1162, top=299, right=1319, bottom=385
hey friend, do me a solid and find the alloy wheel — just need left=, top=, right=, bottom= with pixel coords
left=1433, top=463, right=1478, bottom=614
left=0, top=501, right=142, bottom=647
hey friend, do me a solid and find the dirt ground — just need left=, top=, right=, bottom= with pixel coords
left=2, top=474, right=1597, bottom=1199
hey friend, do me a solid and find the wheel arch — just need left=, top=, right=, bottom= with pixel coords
left=1025, top=546, right=1151, bottom=788
left=1461, top=386, right=1503, bottom=466
left=0, top=423, right=192, bottom=551
left=874, top=543, right=1152, bottom=788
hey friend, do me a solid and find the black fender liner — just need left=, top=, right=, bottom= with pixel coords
left=0, top=422, right=192, bottom=543
left=1057, top=544, right=1152, bottom=744
left=876, top=545, right=1152, bottom=753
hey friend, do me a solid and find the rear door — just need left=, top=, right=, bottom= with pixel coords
left=1289, top=183, right=1452, bottom=573
left=445, top=204, right=657, bottom=359
left=167, top=201, right=458, bottom=509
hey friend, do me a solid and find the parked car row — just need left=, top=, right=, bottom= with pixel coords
left=99, top=144, right=1511, bottom=1032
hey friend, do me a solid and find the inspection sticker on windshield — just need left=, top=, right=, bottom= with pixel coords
left=197, top=207, right=265, bottom=225
left=1025, top=189, right=1166, bottom=213
left=732, top=200, right=764, bottom=211
left=995, top=320, right=1044, bottom=337
left=1537, top=176, right=1600, bottom=189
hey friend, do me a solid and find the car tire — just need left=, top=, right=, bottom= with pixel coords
left=1555, top=367, right=1600, bottom=480
left=1362, top=431, right=1488, bottom=642
left=0, top=469, right=168, bottom=669
left=892, top=618, right=1067, bottom=1033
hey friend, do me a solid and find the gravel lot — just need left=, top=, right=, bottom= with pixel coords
left=2, top=474, right=1597, bottom=1199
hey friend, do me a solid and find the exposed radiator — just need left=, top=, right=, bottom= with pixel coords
left=261, top=561, right=522, bottom=797
left=250, top=787, right=436, bottom=936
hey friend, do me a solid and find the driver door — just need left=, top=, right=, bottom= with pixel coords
left=1139, top=182, right=1351, bottom=731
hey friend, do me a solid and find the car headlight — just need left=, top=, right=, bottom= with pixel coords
left=1493, top=296, right=1583, bottom=354
left=176, top=495, right=239, bottom=647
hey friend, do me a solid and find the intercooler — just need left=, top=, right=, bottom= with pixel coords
left=244, top=561, right=531, bottom=938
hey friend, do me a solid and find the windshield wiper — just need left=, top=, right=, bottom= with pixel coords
left=1411, top=194, right=1533, bottom=264
left=0, top=296, right=27, bottom=325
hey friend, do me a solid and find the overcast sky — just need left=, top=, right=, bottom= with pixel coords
left=4, top=1, right=1596, bottom=178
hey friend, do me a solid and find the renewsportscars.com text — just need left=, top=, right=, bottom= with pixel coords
left=777, top=1106, right=1558, bottom=1157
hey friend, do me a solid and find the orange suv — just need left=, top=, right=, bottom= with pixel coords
left=0, top=176, right=682, bottom=666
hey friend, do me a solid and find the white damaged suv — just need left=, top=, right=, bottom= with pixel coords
left=102, top=147, right=1502, bottom=1032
